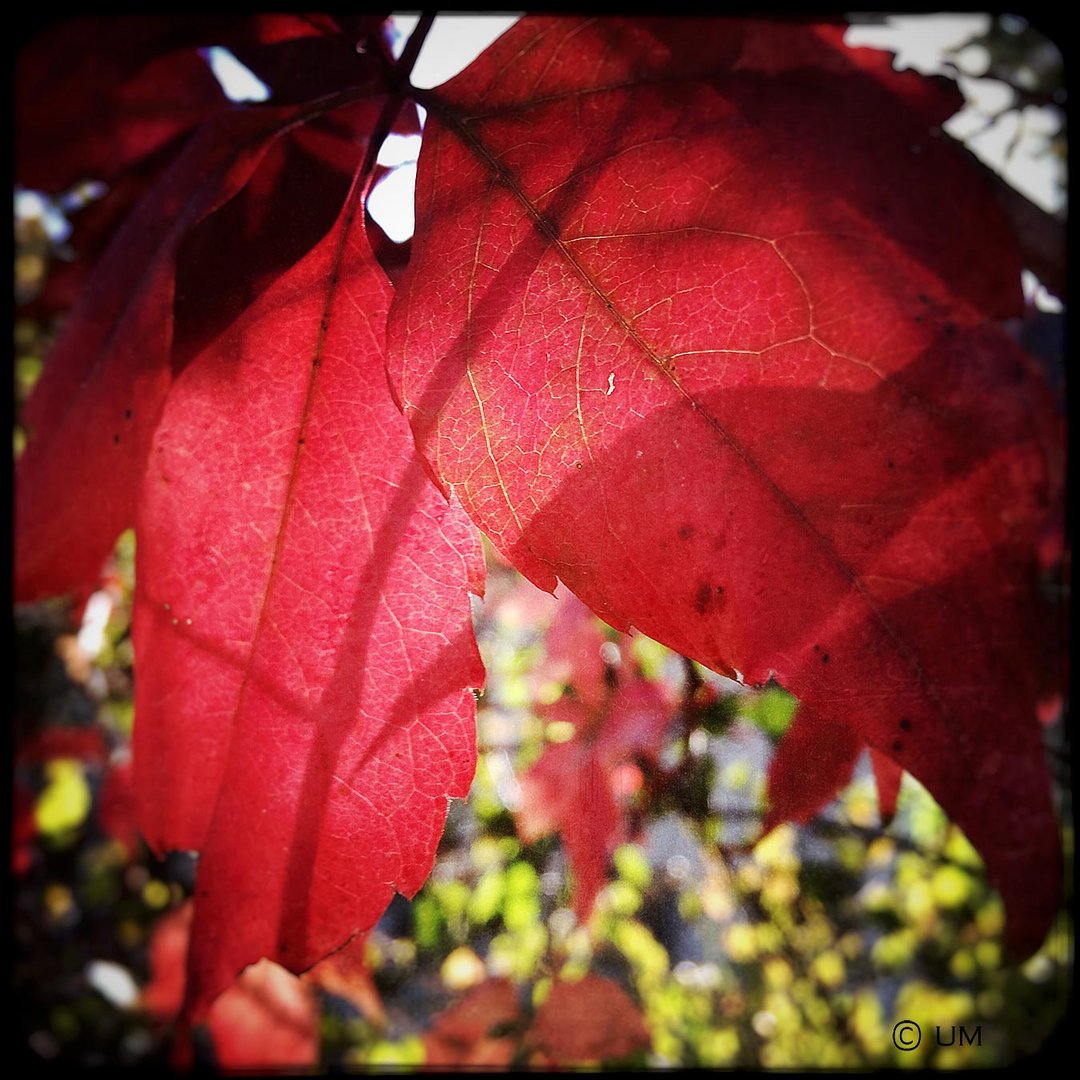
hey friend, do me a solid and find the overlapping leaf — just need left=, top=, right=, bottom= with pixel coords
left=527, top=975, right=651, bottom=1065
left=133, top=166, right=484, bottom=1021
left=14, top=104, right=332, bottom=604
left=142, top=902, right=321, bottom=1069
left=17, top=15, right=485, bottom=1026
left=516, top=594, right=674, bottom=917
left=388, top=15, right=1064, bottom=955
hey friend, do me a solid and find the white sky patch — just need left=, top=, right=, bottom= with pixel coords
left=1022, top=269, right=1064, bottom=313
left=200, top=46, right=271, bottom=102
left=844, top=14, right=992, bottom=74
left=77, top=590, right=114, bottom=660
left=15, top=189, right=72, bottom=243
left=846, top=15, right=1065, bottom=215
left=85, top=961, right=140, bottom=1009
left=390, top=13, right=521, bottom=89
left=368, top=164, right=418, bottom=243
left=372, top=16, right=520, bottom=242
left=377, top=132, right=423, bottom=168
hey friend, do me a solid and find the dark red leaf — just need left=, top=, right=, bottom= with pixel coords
left=424, top=978, right=522, bottom=1067
left=16, top=20, right=227, bottom=192
left=14, top=14, right=371, bottom=191
left=131, top=171, right=484, bottom=1022
left=871, top=748, right=904, bottom=826
left=304, top=934, right=385, bottom=1027
left=172, top=104, right=373, bottom=369
left=16, top=725, right=109, bottom=766
left=98, top=758, right=140, bottom=855
left=516, top=595, right=673, bottom=917
left=18, top=159, right=171, bottom=324
left=527, top=975, right=650, bottom=1064
left=763, top=707, right=861, bottom=833
left=142, top=902, right=320, bottom=1069
left=15, top=105, right=323, bottom=604
left=388, top=15, right=1064, bottom=955
left=12, top=782, right=37, bottom=876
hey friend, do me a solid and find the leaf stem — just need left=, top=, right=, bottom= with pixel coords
left=395, top=12, right=437, bottom=88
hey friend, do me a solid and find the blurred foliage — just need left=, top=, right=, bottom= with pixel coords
left=12, top=12, right=1070, bottom=1071
left=11, top=529, right=1072, bottom=1069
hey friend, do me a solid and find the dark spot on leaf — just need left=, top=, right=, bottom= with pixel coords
left=813, top=643, right=821, bottom=652
left=124, top=408, right=133, bottom=420
left=943, top=322, right=956, bottom=337
left=298, top=437, right=305, bottom=446
left=892, top=740, right=903, bottom=753
left=914, top=314, right=923, bottom=323
left=575, top=461, right=583, bottom=469
left=678, top=524, right=694, bottom=540
left=113, top=434, right=121, bottom=445
left=821, top=652, right=829, bottom=664
left=694, top=581, right=713, bottom=615
left=918, top=292, right=930, bottom=304
left=887, top=459, right=895, bottom=469
left=900, top=717, right=912, bottom=732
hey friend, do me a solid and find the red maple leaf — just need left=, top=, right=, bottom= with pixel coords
left=527, top=974, right=651, bottom=1065
left=142, top=902, right=321, bottom=1069
left=424, top=977, right=523, bottom=1068
left=388, top=15, right=1064, bottom=956
left=516, top=593, right=674, bottom=918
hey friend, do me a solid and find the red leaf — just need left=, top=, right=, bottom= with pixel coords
left=15, top=15, right=366, bottom=192
left=528, top=975, right=650, bottom=1065
left=424, top=978, right=522, bottom=1067
left=764, top=709, right=904, bottom=831
left=517, top=597, right=673, bottom=917
left=206, top=959, right=320, bottom=1070
left=388, top=15, right=1064, bottom=955
left=131, top=172, right=484, bottom=1021
left=143, top=902, right=320, bottom=1069
left=12, top=781, right=36, bottom=876
left=541, top=589, right=611, bottom=710
left=871, top=748, right=904, bottom=826
left=16, top=725, right=109, bottom=766
left=763, top=707, right=861, bottom=833
left=304, top=935, right=385, bottom=1027
left=15, top=105, right=318, bottom=604
left=98, top=758, right=140, bottom=855
left=16, top=20, right=227, bottom=192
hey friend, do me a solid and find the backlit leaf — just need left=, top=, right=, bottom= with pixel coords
left=389, top=14, right=1064, bottom=956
